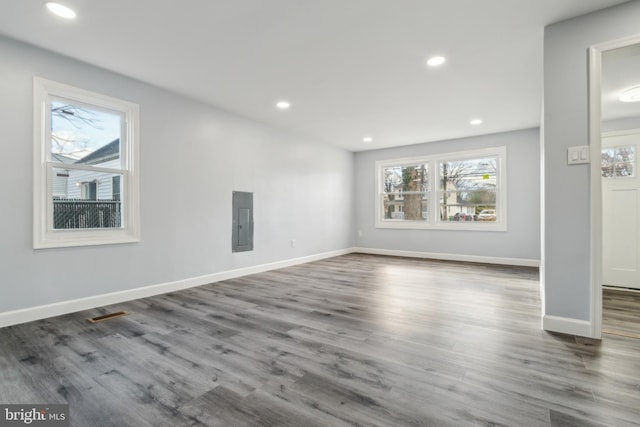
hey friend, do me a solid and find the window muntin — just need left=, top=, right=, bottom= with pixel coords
left=34, top=77, right=139, bottom=248
left=601, top=145, right=635, bottom=178
left=375, top=147, right=506, bottom=230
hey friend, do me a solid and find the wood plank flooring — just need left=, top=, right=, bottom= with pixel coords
left=603, top=287, right=640, bottom=339
left=1, top=254, right=639, bottom=426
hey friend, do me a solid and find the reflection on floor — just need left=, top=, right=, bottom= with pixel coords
left=603, top=286, right=640, bottom=339
left=1, top=255, right=639, bottom=426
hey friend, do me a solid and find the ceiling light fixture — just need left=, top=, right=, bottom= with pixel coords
left=45, top=2, right=77, bottom=19
left=619, top=85, right=640, bottom=103
left=363, top=136, right=373, bottom=143
left=427, top=56, right=446, bottom=67
left=470, top=119, right=483, bottom=125
left=276, top=101, right=290, bottom=110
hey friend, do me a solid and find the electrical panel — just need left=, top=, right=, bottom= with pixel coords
left=232, top=191, right=253, bottom=252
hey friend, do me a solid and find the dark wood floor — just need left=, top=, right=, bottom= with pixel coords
left=1, top=254, right=639, bottom=426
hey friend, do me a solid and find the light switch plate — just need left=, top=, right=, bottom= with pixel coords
left=568, top=145, right=590, bottom=165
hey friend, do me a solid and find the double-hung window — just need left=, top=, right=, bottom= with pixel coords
left=380, top=161, right=429, bottom=223
left=376, top=147, right=506, bottom=230
left=33, top=77, right=140, bottom=248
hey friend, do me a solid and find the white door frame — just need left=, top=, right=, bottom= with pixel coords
left=588, top=34, right=640, bottom=339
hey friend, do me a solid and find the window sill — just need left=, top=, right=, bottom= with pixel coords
left=375, top=220, right=507, bottom=232
left=34, top=229, right=140, bottom=249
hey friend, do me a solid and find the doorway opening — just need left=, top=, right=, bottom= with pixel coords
left=589, top=35, right=640, bottom=339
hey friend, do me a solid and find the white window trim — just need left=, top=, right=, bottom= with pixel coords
left=33, top=77, right=140, bottom=249
left=375, top=146, right=507, bottom=231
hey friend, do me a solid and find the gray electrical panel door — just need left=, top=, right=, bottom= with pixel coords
left=232, top=191, right=254, bottom=252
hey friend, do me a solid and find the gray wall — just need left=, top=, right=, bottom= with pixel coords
left=543, top=0, right=640, bottom=321
left=354, top=128, right=540, bottom=261
left=0, top=35, right=355, bottom=313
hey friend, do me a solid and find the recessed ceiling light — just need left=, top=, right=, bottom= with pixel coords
left=426, top=56, right=446, bottom=67
left=470, top=119, right=483, bottom=125
left=276, top=101, right=291, bottom=110
left=45, top=2, right=77, bottom=19
left=363, top=136, right=373, bottom=143
left=620, top=85, right=640, bottom=103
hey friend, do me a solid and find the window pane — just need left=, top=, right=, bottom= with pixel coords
left=52, top=168, right=123, bottom=229
left=601, top=148, right=614, bottom=178
left=381, top=163, right=428, bottom=222
left=602, top=146, right=635, bottom=178
left=440, top=157, right=497, bottom=191
left=439, top=157, right=497, bottom=223
left=382, top=193, right=428, bottom=220
left=382, top=164, right=428, bottom=192
left=440, top=205, right=479, bottom=222
left=50, top=100, right=122, bottom=167
left=439, top=190, right=496, bottom=222
left=615, top=146, right=634, bottom=177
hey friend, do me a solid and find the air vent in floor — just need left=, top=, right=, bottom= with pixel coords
left=87, top=311, right=128, bottom=323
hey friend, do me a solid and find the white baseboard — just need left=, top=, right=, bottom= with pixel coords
left=542, top=315, right=593, bottom=338
left=0, top=247, right=541, bottom=329
left=0, top=248, right=352, bottom=329
left=352, top=247, right=540, bottom=267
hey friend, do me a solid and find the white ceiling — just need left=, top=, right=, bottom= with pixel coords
left=0, top=0, right=632, bottom=151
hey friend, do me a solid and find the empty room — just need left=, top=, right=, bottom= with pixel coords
left=1, top=1, right=640, bottom=426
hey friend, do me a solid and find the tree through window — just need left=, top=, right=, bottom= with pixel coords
left=382, top=163, right=428, bottom=221
left=375, top=147, right=506, bottom=230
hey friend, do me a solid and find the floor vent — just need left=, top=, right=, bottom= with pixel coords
left=87, top=311, right=128, bottom=324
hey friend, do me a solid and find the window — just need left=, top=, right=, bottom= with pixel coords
left=381, top=162, right=428, bottom=222
left=601, top=145, right=635, bottom=178
left=439, top=155, right=498, bottom=223
left=375, top=147, right=506, bottom=230
left=34, top=77, right=140, bottom=248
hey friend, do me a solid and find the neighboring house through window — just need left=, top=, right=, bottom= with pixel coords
left=376, top=146, right=507, bottom=230
left=33, top=77, right=140, bottom=248
left=112, top=176, right=121, bottom=201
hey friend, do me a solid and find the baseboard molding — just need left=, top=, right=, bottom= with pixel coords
left=542, top=315, right=593, bottom=338
left=352, top=247, right=540, bottom=267
left=0, top=247, right=541, bottom=329
left=0, top=248, right=353, bottom=329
